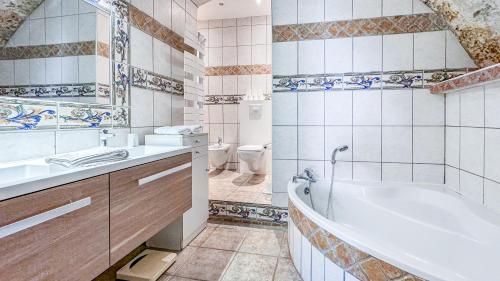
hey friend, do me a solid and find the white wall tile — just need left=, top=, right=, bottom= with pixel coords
left=0, top=131, right=55, bottom=163
left=14, top=59, right=30, bottom=85
left=413, top=0, right=433, bottom=13
left=382, top=127, right=412, bottom=163
left=252, top=25, right=267, bottom=45
left=485, top=83, right=500, bottom=128
left=61, top=15, right=78, bottom=43
left=298, top=126, right=325, bottom=160
left=273, top=126, right=298, bottom=159
left=311, top=247, right=325, bottom=281
left=446, top=92, right=460, bottom=126
left=353, top=162, right=381, bottom=181
left=325, top=126, right=353, bottom=161
left=62, top=0, right=78, bottom=15
left=413, top=164, right=444, bottom=184
left=237, top=75, right=251, bottom=96
left=484, top=179, right=500, bottom=214
left=325, top=92, right=353, bottom=125
left=383, top=34, right=413, bottom=71
left=273, top=0, right=298, bottom=25
left=29, top=58, right=45, bottom=84
left=299, top=160, right=325, bottom=179
left=299, top=40, right=325, bottom=75
left=171, top=2, right=185, bottom=35
left=460, top=170, right=484, bottom=203
left=298, top=0, right=324, bottom=23
left=238, top=45, right=252, bottom=65
left=414, top=31, right=446, bottom=69
left=325, top=161, right=353, bottom=180
left=55, top=130, right=99, bottom=154
left=446, top=126, right=460, bottom=168
left=353, top=90, right=381, bottom=125
left=292, top=224, right=302, bottom=272
left=30, top=19, right=45, bottom=45
left=223, top=75, right=238, bottom=95
left=413, top=89, right=445, bottom=126
left=153, top=39, right=171, bottom=76
left=273, top=42, right=298, bottom=75
left=45, top=17, right=62, bottom=44
left=301, top=238, right=312, bottom=281
left=325, top=38, right=353, bottom=73
left=353, top=0, right=381, bottom=19
left=208, top=104, right=223, bottom=123
left=130, top=27, right=153, bottom=71
left=353, top=36, right=382, bottom=72
left=154, top=0, right=172, bottom=28
left=383, top=0, right=412, bottom=16
left=0, top=61, right=14, bottom=85
left=413, top=127, right=444, bottom=164
left=325, top=0, right=352, bottom=21
left=325, top=257, right=344, bottom=281
left=223, top=104, right=238, bottom=124
left=382, top=163, right=413, bottom=182
left=132, top=0, right=153, bottom=15
left=61, top=56, right=78, bottom=83
left=252, top=45, right=267, bottom=65
left=353, top=126, right=381, bottom=162
left=131, top=127, right=154, bottom=145
left=485, top=129, right=500, bottom=183
left=446, top=165, right=460, bottom=193
left=273, top=160, right=298, bottom=192
left=46, top=57, right=62, bottom=84
left=208, top=76, right=222, bottom=95
left=446, top=31, right=476, bottom=68
left=209, top=123, right=223, bottom=143
left=223, top=123, right=238, bottom=143
left=237, top=26, right=252, bottom=45
left=298, top=92, right=324, bottom=125
left=154, top=92, right=172, bottom=127
left=208, top=47, right=223, bottom=66
left=131, top=88, right=154, bottom=127
left=460, top=127, right=484, bottom=176
left=78, top=55, right=95, bottom=83
left=382, top=90, right=412, bottom=126
left=223, top=27, right=237, bottom=46
left=78, top=13, right=96, bottom=42
left=273, top=92, right=298, bottom=125
left=461, top=86, right=485, bottom=127
left=251, top=74, right=267, bottom=96
left=208, top=28, right=223, bottom=47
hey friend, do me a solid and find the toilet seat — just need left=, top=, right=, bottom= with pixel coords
left=237, top=145, right=264, bottom=152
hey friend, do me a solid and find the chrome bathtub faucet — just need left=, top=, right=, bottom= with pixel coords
left=292, top=168, right=317, bottom=184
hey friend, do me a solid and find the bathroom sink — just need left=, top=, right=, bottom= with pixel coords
left=0, top=164, right=67, bottom=185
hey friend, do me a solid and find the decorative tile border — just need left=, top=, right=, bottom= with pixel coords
left=112, top=0, right=130, bottom=107
left=272, top=69, right=471, bottom=92
left=58, top=103, right=112, bottom=129
left=205, top=95, right=244, bottom=104
left=209, top=200, right=289, bottom=224
left=273, top=13, right=447, bottom=42
left=129, top=4, right=197, bottom=55
left=430, top=64, right=500, bottom=94
left=0, top=83, right=98, bottom=98
left=131, top=67, right=184, bottom=96
left=0, top=98, right=57, bottom=130
left=97, top=41, right=110, bottom=58
left=112, top=106, right=129, bottom=127
left=0, top=41, right=96, bottom=60
left=205, top=64, right=272, bottom=76
left=289, top=200, right=425, bottom=281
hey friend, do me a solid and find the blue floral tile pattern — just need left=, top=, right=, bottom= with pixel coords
left=112, top=106, right=129, bottom=127
left=0, top=98, right=57, bottom=130
left=209, top=200, right=289, bottom=224
left=59, top=103, right=112, bottom=129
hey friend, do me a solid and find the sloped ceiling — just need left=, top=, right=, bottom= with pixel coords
left=0, top=0, right=44, bottom=46
left=192, top=0, right=211, bottom=7
left=422, top=0, right=500, bottom=67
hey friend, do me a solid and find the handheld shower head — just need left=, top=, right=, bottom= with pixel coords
left=331, top=145, right=349, bottom=164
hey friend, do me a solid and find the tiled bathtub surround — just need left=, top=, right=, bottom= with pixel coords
left=444, top=80, right=500, bottom=214
left=289, top=200, right=424, bottom=281
left=271, top=0, right=477, bottom=206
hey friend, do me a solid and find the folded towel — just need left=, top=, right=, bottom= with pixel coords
left=46, top=148, right=129, bottom=168
left=154, top=125, right=203, bottom=135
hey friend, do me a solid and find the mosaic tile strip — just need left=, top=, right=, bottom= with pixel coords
left=272, top=69, right=471, bottom=92
left=422, top=0, right=500, bottom=67
left=97, top=83, right=111, bottom=98
left=112, top=106, right=129, bottom=127
left=205, top=95, right=244, bottom=104
left=0, top=98, right=57, bottom=130
left=289, top=200, right=425, bottom=281
left=58, top=103, right=112, bottom=129
left=0, top=83, right=97, bottom=98
left=0, top=41, right=96, bottom=60
left=131, top=66, right=184, bottom=96
left=431, top=63, right=500, bottom=94
left=273, top=13, right=447, bottom=42
left=0, top=0, right=44, bottom=47
left=205, top=64, right=272, bottom=76
left=97, top=41, right=110, bottom=58
left=129, top=4, right=197, bottom=55
left=112, top=0, right=130, bottom=107
left=209, top=200, right=289, bottom=224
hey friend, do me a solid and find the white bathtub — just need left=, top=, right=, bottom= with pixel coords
left=288, top=179, right=500, bottom=281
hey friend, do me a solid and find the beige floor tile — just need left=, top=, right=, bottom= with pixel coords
left=273, top=258, right=302, bottom=281
left=254, top=193, right=272, bottom=204
left=158, top=275, right=199, bottom=281
left=225, top=191, right=260, bottom=203
left=220, top=253, right=277, bottom=281
left=173, top=247, right=235, bottom=281
left=189, top=225, right=217, bottom=247
left=279, top=234, right=290, bottom=258
left=239, top=229, right=283, bottom=256
left=165, top=246, right=198, bottom=275
left=201, top=226, right=247, bottom=251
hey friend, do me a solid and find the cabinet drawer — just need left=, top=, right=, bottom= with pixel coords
left=183, top=135, right=208, bottom=148
left=110, top=153, right=192, bottom=264
left=192, top=146, right=208, bottom=159
left=0, top=175, right=109, bottom=281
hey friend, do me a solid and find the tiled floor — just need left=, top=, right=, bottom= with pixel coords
left=158, top=222, right=302, bottom=281
left=209, top=170, right=272, bottom=205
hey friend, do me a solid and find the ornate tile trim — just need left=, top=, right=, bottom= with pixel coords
left=112, top=106, right=129, bottom=127
left=205, top=95, right=244, bottom=104
left=0, top=98, right=57, bottom=130
left=0, top=83, right=98, bottom=99
left=131, top=66, right=184, bottom=96
left=209, top=200, right=289, bottom=224
left=58, top=103, right=112, bottom=129
left=273, top=13, right=447, bottom=42
left=0, top=41, right=96, bottom=60
left=129, top=4, right=197, bottom=55
left=205, top=64, right=272, bottom=76
left=272, top=69, right=471, bottom=92
left=97, top=41, right=110, bottom=58
left=430, top=63, right=500, bottom=94
left=289, top=200, right=425, bottom=281
left=112, top=0, right=130, bottom=107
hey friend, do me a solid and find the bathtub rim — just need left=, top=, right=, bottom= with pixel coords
left=286, top=178, right=492, bottom=281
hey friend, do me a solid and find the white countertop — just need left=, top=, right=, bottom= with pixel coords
left=0, top=145, right=192, bottom=201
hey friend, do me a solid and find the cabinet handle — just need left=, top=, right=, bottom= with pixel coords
left=194, top=139, right=200, bottom=143
left=138, top=162, right=192, bottom=187
left=0, top=197, right=91, bottom=239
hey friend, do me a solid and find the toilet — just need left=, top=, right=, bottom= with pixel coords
left=237, top=145, right=265, bottom=173
left=208, top=143, right=231, bottom=169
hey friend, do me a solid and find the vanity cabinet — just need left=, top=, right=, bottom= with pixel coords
left=109, top=152, right=192, bottom=264
left=0, top=175, right=110, bottom=281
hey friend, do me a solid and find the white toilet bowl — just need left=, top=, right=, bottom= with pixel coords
left=237, top=145, right=265, bottom=173
left=209, top=143, right=231, bottom=169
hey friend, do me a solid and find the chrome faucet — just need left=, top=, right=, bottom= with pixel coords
left=100, top=129, right=116, bottom=147
left=217, top=136, right=223, bottom=146
left=292, top=168, right=317, bottom=183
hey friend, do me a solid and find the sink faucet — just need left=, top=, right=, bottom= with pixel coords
left=100, top=129, right=116, bottom=147
left=218, top=136, right=223, bottom=146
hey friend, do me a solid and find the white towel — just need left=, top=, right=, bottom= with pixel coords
left=154, top=125, right=203, bottom=135
left=46, top=148, right=129, bottom=168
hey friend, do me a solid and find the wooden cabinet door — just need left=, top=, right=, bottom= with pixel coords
left=0, top=175, right=110, bottom=281
left=109, top=153, right=192, bottom=264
